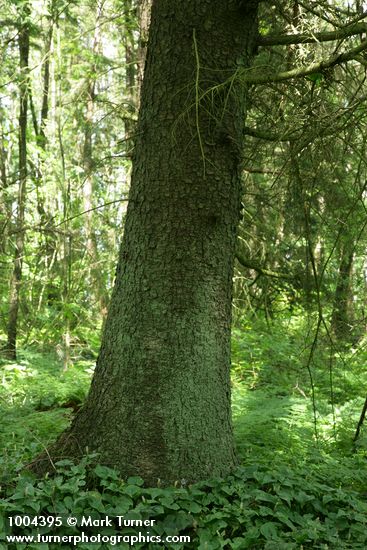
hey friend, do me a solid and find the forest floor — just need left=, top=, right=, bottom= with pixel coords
left=1, top=315, right=367, bottom=548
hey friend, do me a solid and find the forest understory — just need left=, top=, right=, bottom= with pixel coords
left=1, top=313, right=367, bottom=548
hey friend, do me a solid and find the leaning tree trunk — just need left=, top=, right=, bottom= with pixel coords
left=31, top=0, right=259, bottom=485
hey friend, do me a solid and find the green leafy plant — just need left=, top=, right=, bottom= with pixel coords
left=1, top=457, right=367, bottom=549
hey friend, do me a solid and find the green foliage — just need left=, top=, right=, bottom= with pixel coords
left=0, top=351, right=92, bottom=483
left=231, top=315, right=367, bottom=457
left=2, top=316, right=367, bottom=548
left=306, top=72, right=324, bottom=86
left=1, top=456, right=367, bottom=549
left=0, top=0, right=132, bottom=355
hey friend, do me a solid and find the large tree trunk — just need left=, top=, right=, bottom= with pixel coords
left=32, top=0, right=259, bottom=485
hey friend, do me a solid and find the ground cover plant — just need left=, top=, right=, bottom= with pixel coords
left=1, top=313, right=367, bottom=549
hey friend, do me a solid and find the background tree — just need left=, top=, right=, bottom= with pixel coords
left=5, top=1, right=30, bottom=359
left=0, top=0, right=133, bottom=357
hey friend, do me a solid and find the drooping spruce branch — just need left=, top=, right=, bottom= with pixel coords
left=244, top=125, right=295, bottom=142
left=243, top=37, right=367, bottom=84
left=244, top=92, right=367, bottom=144
left=235, top=251, right=296, bottom=281
left=243, top=166, right=282, bottom=175
left=54, top=197, right=129, bottom=227
left=258, top=22, right=367, bottom=47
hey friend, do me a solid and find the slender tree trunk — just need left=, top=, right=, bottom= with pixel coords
left=46, top=20, right=72, bottom=369
left=39, top=12, right=53, bottom=150
left=62, top=231, right=72, bottom=371
left=5, top=18, right=30, bottom=359
left=31, top=0, right=259, bottom=485
left=136, top=0, right=151, bottom=95
left=124, top=0, right=139, bottom=139
left=331, top=242, right=355, bottom=340
left=32, top=4, right=58, bottom=308
left=59, top=124, right=72, bottom=370
left=58, top=94, right=72, bottom=370
left=82, top=0, right=109, bottom=321
left=0, top=134, right=10, bottom=254
left=287, top=143, right=317, bottom=308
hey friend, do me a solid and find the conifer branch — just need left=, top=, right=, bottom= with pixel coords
left=258, top=22, right=367, bottom=47
left=243, top=38, right=367, bottom=84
